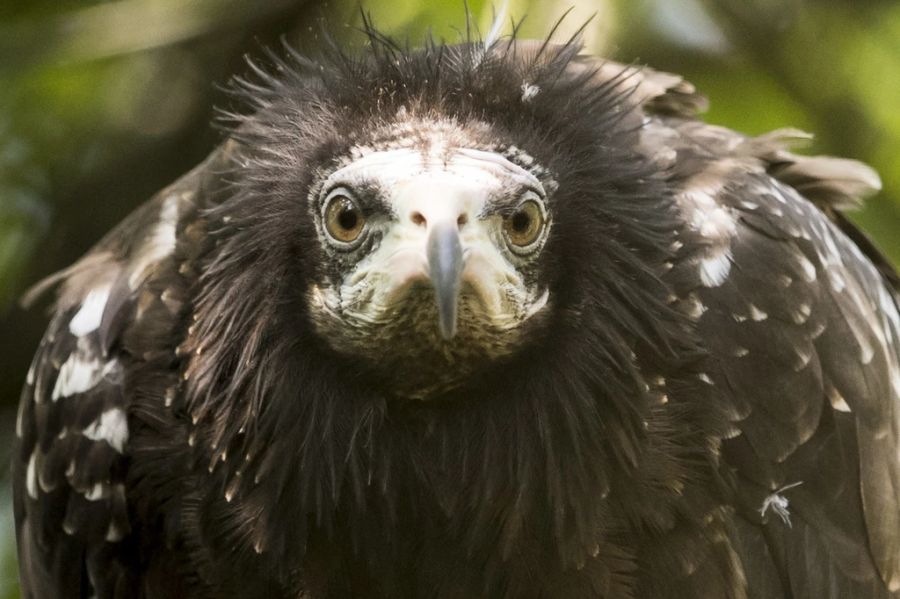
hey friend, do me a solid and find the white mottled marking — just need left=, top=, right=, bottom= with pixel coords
left=26, top=450, right=39, bottom=499
left=771, top=187, right=788, bottom=203
left=680, top=187, right=736, bottom=241
left=748, top=304, right=768, bottom=321
left=860, top=340, right=875, bottom=365
left=84, top=482, right=107, bottom=501
left=69, top=286, right=112, bottom=336
left=685, top=294, right=707, bottom=320
left=52, top=355, right=118, bottom=401
left=16, top=400, right=25, bottom=438
left=793, top=346, right=813, bottom=371
left=82, top=407, right=129, bottom=453
left=699, top=251, right=732, bottom=287
left=828, top=387, right=852, bottom=412
left=698, top=373, right=714, bottom=385
left=810, top=322, right=827, bottom=339
left=129, top=194, right=179, bottom=289
left=791, top=303, right=812, bottom=325
left=828, top=271, right=847, bottom=293
left=160, top=287, right=181, bottom=313
left=797, top=255, right=817, bottom=282
left=723, top=426, right=742, bottom=439
left=785, top=224, right=803, bottom=238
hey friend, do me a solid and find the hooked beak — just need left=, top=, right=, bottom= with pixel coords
left=426, top=222, right=464, bottom=339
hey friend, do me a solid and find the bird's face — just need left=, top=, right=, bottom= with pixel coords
left=305, top=121, right=556, bottom=397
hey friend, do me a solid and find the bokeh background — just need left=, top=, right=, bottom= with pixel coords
left=1, top=0, right=898, bottom=595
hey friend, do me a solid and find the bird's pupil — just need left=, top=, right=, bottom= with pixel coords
left=512, top=211, right=531, bottom=233
left=338, top=206, right=358, bottom=230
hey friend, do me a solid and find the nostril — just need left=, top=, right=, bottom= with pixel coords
left=457, top=214, right=468, bottom=228
left=411, top=212, right=426, bottom=227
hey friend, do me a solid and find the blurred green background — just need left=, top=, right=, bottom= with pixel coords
left=0, top=0, right=898, bottom=595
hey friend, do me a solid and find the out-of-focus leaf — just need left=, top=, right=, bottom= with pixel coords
left=0, top=408, right=17, bottom=599
left=327, top=0, right=615, bottom=53
left=697, top=0, right=900, bottom=264
left=683, top=60, right=814, bottom=135
left=0, top=0, right=307, bottom=72
left=0, top=197, right=47, bottom=311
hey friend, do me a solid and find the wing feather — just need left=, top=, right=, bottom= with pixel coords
left=666, top=128, right=900, bottom=595
left=11, top=148, right=222, bottom=597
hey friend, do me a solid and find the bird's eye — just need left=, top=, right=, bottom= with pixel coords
left=503, top=199, right=546, bottom=250
left=324, top=192, right=366, bottom=244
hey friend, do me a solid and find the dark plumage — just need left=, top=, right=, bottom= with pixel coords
left=12, top=21, right=900, bottom=599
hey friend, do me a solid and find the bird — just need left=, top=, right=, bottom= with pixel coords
left=11, top=18, right=900, bottom=599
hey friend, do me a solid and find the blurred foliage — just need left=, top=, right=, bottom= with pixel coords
left=0, top=0, right=898, bottom=595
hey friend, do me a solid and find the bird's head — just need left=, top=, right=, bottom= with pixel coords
left=214, top=35, right=674, bottom=400
left=301, top=118, right=557, bottom=397
left=179, top=27, right=706, bottom=569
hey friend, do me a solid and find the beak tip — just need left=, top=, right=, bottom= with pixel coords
left=439, top=319, right=457, bottom=340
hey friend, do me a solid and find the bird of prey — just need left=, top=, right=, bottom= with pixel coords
left=12, top=24, right=900, bottom=599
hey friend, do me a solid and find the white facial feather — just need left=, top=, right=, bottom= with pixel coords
left=315, top=144, right=550, bottom=334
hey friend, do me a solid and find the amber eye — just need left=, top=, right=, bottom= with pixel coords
left=503, top=199, right=546, bottom=249
left=324, top=193, right=365, bottom=244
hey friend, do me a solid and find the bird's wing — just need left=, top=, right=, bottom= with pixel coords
left=12, top=146, right=225, bottom=598
left=660, top=118, right=900, bottom=598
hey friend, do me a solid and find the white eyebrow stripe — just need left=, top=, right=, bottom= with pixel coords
left=326, top=147, right=544, bottom=195
left=453, top=148, right=542, bottom=189
left=326, top=149, right=424, bottom=187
